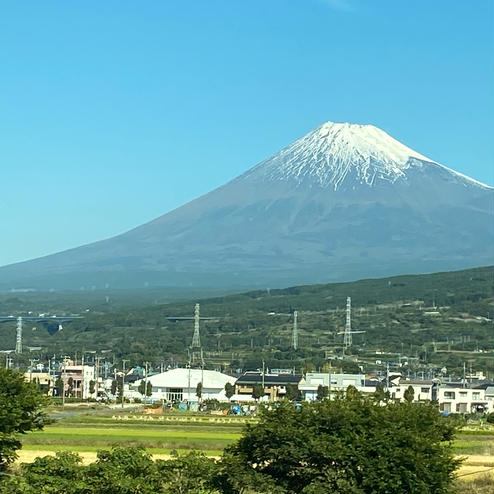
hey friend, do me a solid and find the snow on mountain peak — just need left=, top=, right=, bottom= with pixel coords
left=243, top=121, right=489, bottom=190
left=315, top=121, right=432, bottom=165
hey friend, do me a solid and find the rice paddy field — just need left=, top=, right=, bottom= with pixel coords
left=20, top=406, right=247, bottom=458
left=17, top=406, right=494, bottom=488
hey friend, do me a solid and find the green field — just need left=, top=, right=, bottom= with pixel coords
left=453, top=434, right=494, bottom=456
left=17, top=409, right=494, bottom=494
left=21, top=410, right=246, bottom=456
left=21, top=409, right=494, bottom=459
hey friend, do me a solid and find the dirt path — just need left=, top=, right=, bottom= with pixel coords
left=15, top=450, right=216, bottom=465
left=15, top=450, right=493, bottom=479
left=456, top=455, right=494, bottom=481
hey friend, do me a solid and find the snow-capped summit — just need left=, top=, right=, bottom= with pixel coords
left=244, top=122, right=489, bottom=190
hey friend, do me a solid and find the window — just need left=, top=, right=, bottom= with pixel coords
left=421, top=387, right=430, bottom=393
left=472, top=392, right=480, bottom=400
left=459, top=391, right=467, bottom=397
left=444, top=391, right=455, bottom=399
left=166, top=388, right=183, bottom=401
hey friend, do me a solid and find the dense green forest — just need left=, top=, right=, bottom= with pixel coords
left=0, top=266, right=493, bottom=378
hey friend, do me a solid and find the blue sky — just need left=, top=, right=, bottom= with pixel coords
left=1, top=1, right=492, bottom=266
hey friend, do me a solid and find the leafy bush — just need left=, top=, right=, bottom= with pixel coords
left=221, top=394, right=461, bottom=494
left=0, top=368, right=50, bottom=470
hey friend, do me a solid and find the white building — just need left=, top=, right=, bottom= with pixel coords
left=391, top=380, right=435, bottom=402
left=392, top=379, right=493, bottom=414
left=299, top=373, right=365, bottom=401
left=61, top=365, right=95, bottom=399
left=437, top=383, right=492, bottom=414
left=132, top=368, right=236, bottom=402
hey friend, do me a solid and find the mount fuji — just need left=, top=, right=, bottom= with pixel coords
left=1, top=122, right=492, bottom=290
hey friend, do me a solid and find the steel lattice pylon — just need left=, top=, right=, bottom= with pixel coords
left=191, top=303, right=201, bottom=348
left=343, top=297, right=352, bottom=349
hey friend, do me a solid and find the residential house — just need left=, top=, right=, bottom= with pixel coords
left=299, top=373, right=365, bottom=401
left=234, top=371, right=302, bottom=401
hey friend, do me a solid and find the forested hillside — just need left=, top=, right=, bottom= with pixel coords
left=1, top=266, right=492, bottom=377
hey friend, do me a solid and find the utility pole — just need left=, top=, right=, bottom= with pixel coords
left=144, top=361, right=148, bottom=404
left=95, top=356, right=100, bottom=398
left=121, top=359, right=129, bottom=408
left=62, top=361, right=66, bottom=409
left=187, top=363, right=191, bottom=403
left=261, top=360, right=265, bottom=392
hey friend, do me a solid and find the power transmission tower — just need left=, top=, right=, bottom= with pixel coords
left=337, top=297, right=365, bottom=351
left=16, top=317, right=23, bottom=354
left=191, top=303, right=201, bottom=348
left=344, top=297, right=352, bottom=349
left=0, top=315, right=82, bottom=356
left=166, top=305, right=217, bottom=365
left=292, top=311, right=298, bottom=350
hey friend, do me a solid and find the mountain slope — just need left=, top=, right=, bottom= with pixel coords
left=1, top=122, right=492, bottom=289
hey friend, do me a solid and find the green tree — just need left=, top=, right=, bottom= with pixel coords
left=138, top=380, right=146, bottom=396
left=0, top=368, right=50, bottom=470
left=285, top=384, right=298, bottom=402
left=316, top=384, right=329, bottom=401
left=146, top=381, right=152, bottom=398
left=302, top=361, right=316, bottom=373
left=89, top=380, right=95, bottom=396
left=157, top=451, right=220, bottom=494
left=116, top=379, right=123, bottom=403
left=18, top=451, right=85, bottom=493
left=224, top=382, right=235, bottom=400
left=0, top=447, right=221, bottom=494
left=54, top=377, right=63, bottom=397
left=404, top=385, right=415, bottom=403
left=86, top=447, right=161, bottom=493
left=252, top=384, right=264, bottom=402
left=373, top=382, right=387, bottom=402
left=223, top=391, right=461, bottom=494
left=111, top=379, right=117, bottom=396
left=67, top=377, right=74, bottom=398
left=196, top=382, right=203, bottom=401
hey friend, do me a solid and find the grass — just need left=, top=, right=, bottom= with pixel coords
left=21, top=412, right=244, bottom=454
left=453, top=433, right=494, bottom=456
left=451, top=475, right=494, bottom=494
left=19, top=409, right=494, bottom=475
left=23, top=427, right=240, bottom=451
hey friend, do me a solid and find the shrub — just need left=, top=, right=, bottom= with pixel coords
left=222, top=392, right=461, bottom=494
